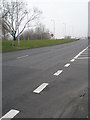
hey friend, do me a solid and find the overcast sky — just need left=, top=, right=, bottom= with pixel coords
left=16, top=0, right=89, bottom=38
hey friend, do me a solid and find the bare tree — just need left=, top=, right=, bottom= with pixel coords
left=2, top=0, right=42, bottom=41
left=0, top=0, right=8, bottom=39
left=34, top=24, right=51, bottom=40
left=19, top=24, right=51, bottom=40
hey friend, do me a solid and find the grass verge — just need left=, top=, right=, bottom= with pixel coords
left=2, top=39, right=78, bottom=52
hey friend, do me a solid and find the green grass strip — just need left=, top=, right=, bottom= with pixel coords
left=2, top=39, right=78, bottom=52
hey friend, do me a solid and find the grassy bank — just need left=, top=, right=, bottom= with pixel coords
left=2, top=39, right=77, bottom=52
left=0, top=40, right=2, bottom=52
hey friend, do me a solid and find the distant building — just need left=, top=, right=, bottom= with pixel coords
left=88, top=1, right=90, bottom=39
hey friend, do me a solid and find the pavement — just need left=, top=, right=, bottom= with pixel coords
left=2, top=39, right=88, bottom=119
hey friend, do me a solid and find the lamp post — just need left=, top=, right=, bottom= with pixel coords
left=63, top=23, right=66, bottom=39
left=71, top=25, right=74, bottom=38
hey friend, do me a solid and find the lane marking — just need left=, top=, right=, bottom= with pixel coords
left=77, top=57, right=90, bottom=59
left=17, top=55, right=29, bottom=59
left=74, top=46, right=89, bottom=59
left=54, top=70, right=63, bottom=76
left=80, top=54, right=88, bottom=56
left=70, top=59, right=75, bottom=62
left=64, top=63, right=70, bottom=67
left=80, top=52, right=88, bottom=54
left=33, top=83, right=48, bottom=94
left=0, top=109, right=19, bottom=120
left=70, top=46, right=89, bottom=62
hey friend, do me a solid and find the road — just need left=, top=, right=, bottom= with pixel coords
left=2, top=39, right=88, bottom=118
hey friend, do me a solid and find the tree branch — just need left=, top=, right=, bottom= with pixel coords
left=3, top=19, right=12, bottom=32
left=16, top=13, right=40, bottom=38
left=17, top=17, right=37, bottom=38
left=16, top=13, right=26, bottom=31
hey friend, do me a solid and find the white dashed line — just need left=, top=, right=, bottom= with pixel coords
left=17, top=55, right=29, bottom=59
left=54, top=70, right=63, bottom=76
left=33, top=83, right=48, bottom=94
left=0, top=109, right=19, bottom=120
left=70, top=59, right=75, bottom=62
left=64, top=63, right=70, bottom=67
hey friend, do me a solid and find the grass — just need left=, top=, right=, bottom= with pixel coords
left=2, top=39, right=78, bottom=52
left=0, top=40, right=2, bottom=52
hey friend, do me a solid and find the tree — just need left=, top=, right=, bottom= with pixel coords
left=19, top=23, right=51, bottom=40
left=0, top=0, right=9, bottom=39
left=2, top=0, right=42, bottom=41
left=65, top=36, right=71, bottom=39
left=34, top=24, right=51, bottom=40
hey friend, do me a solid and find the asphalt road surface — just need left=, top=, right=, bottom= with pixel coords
left=2, top=39, right=88, bottom=119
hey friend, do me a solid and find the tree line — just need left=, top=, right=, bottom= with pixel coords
left=20, top=24, right=51, bottom=40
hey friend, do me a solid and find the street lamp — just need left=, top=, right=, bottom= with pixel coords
left=63, top=23, right=66, bottom=39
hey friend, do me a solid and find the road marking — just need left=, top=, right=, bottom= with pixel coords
left=0, top=109, right=19, bottom=120
left=70, top=46, right=89, bottom=62
left=74, top=46, right=89, bottom=59
left=77, top=57, right=90, bottom=59
left=70, top=59, right=75, bottom=62
left=81, top=54, right=88, bottom=55
left=80, top=54, right=88, bottom=56
left=64, top=63, right=70, bottom=67
left=17, top=55, right=29, bottom=59
left=53, top=70, right=63, bottom=76
left=33, top=83, right=48, bottom=94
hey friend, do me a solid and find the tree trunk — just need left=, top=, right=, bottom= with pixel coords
left=13, top=31, right=16, bottom=40
left=14, top=35, right=16, bottom=41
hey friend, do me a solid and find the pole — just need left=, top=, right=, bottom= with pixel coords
left=11, top=2, right=14, bottom=47
left=63, top=23, right=66, bottom=39
left=71, top=26, right=73, bottom=38
left=17, top=0, right=20, bottom=47
left=51, top=19, right=55, bottom=39
left=12, top=31, right=14, bottom=47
